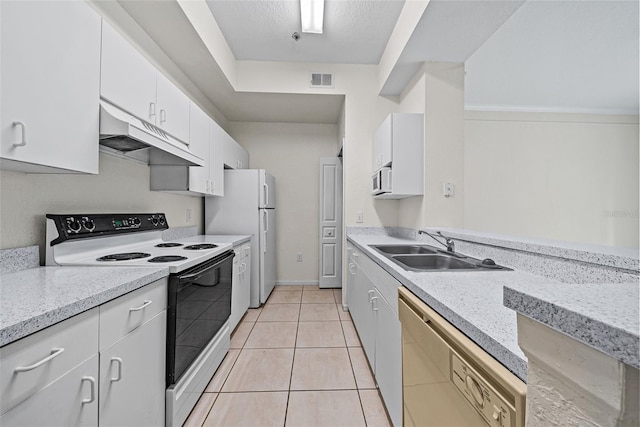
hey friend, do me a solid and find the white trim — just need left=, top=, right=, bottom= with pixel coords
left=464, top=104, right=640, bottom=116
left=275, top=280, right=319, bottom=286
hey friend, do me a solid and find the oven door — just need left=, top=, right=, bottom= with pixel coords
left=166, top=250, right=234, bottom=386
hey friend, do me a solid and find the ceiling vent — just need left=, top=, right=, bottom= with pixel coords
left=310, top=72, right=334, bottom=88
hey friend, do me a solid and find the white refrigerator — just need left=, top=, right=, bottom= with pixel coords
left=205, top=169, right=276, bottom=307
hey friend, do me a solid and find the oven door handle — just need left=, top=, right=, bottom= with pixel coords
left=178, top=251, right=235, bottom=282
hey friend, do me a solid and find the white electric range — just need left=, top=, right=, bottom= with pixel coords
left=45, top=213, right=234, bottom=427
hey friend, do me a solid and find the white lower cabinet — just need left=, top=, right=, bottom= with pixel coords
left=230, top=242, right=251, bottom=331
left=346, top=246, right=402, bottom=427
left=0, top=279, right=167, bottom=426
left=99, top=312, right=166, bottom=427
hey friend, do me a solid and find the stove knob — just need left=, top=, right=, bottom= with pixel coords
left=83, top=219, right=96, bottom=232
left=68, top=219, right=82, bottom=233
left=159, top=216, right=166, bottom=225
left=132, top=217, right=141, bottom=226
left=151, top=216, right=159, bottom=226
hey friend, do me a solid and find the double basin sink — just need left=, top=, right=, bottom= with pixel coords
left=370, top=244, right=511, bottom=272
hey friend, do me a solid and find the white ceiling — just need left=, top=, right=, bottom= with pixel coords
left=465, top=0, right=640, bottom=113
left=205, top=0, right=405, bottom=64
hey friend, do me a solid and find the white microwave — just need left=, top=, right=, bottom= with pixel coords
left=372, top=167, right=392, bottom=195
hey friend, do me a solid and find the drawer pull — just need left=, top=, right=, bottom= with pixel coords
left=110, top=357, right=123, bottom=382
left=12, top=121, right=27, bottom=147
left=15, top=348, right=64, bottom=372
left=129, top=300, right=152, bottom=312
left=81, top=376, right=96, bottom=404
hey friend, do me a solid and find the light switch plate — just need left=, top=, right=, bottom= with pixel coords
left=356, top=212, right=363, bottom=223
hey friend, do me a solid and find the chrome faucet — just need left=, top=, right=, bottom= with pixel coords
left=418, top=230, right=455, bottom=253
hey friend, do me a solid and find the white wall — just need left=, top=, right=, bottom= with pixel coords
left=228, top=122, right=338, bottom=283
left=464, top=111, right=639, bottom=248
left=398, top=63, right=466, bottom=231
left=0, top=152, right=204, bottom=258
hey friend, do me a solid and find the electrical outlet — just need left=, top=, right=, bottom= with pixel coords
left=297, top=253, right=303, bottom=262
left=186, top=209, right=192, bottom=223
left=356, top=211, right=363, bottom=223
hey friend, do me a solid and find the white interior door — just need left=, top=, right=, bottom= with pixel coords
left=319, top=157, right=343, bottom=288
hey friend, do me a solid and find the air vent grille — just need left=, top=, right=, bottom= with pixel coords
left=310, top=72, right=334, bottom=88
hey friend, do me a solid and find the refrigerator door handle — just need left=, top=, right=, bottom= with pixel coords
left=263, top=210, right=268, bottom=253
left=264, top=182, right=269, bottom=207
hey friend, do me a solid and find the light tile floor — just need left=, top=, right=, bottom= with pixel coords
left=184, top=285, right=392, bottom=427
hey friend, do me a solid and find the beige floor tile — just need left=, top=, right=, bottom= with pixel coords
left=258, top=303, right=301, bottom=321
left=296, top=321, right=346, bottom=348
left=222, top=348, right=294, bottom=392
left=268, top=290, right=303, bottom=304
left=348, top=347, right=376, bottom=389
left=338, top=305, right=352, bottom=321
left=183, top=392, right=217, bottom=427
left=333, top=289, right=343, bottom=304
left=204, top=392, right=288, bottom=427
left=301, top=290, right=336, bottom=304
left=359, top=389, right=392, bottom=427
left=242, top=307, right=262, bottom=323
left=230, top=321, right=254, bottom=349
left=286, top=390, right=366, bottom=427
left=245, top=321, right=298, bottom=348
left=299, top=303, right=339, bottom=321
left=290, top=348, right=356, bottom=390
left=205, top=350, right=240, bottom=392
left=341, top=320, right=361, bottom=347
left=301, top=285, right=320, bottom=291
left=275, top=285, right=305, bottom=291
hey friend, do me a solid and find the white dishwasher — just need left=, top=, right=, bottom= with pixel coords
left=398, top=287, right=526, bottom=427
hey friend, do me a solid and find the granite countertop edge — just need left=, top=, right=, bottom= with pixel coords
left=0, top=267, right=169, bottom=347
left=504, top=286, right=640, bottom=369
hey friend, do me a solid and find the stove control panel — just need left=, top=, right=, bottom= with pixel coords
left=47, top=213, right=168, bottom=245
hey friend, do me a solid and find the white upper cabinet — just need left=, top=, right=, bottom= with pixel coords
left=100, top=22, right=157, bottom=124
left=208, top=120, right=225, bottom=195
left=100, top=21, right=190, bottom=144
left=186, top=102, right=211, bottom=195
left=222, top=132, right=249, bottom=170
left=0, top=0, right=101, bottom=174
left=155, top=73, right=190, bottom=143
left=372, top=113, right=424, bottom=199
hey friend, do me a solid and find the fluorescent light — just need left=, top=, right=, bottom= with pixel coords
left=300, top=0, right=324, bottom=34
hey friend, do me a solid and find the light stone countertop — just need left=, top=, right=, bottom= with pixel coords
left=504, top=283, right=639, bottom=369
left=0, top=266, right=168, bottom=347
left=348, top=234, right=564, bottom=382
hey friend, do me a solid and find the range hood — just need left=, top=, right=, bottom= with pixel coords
left=99, top=100, right=204, bottom=167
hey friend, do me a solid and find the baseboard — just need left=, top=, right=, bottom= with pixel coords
left=275, top=280, right=319, bottom=286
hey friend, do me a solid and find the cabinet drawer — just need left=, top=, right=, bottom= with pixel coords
left=99, top=279, right=167, bottom=350
left=0, top=308, right=99, bottom=414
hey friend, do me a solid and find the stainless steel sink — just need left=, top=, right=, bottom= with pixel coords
left=372, top=244, right=438, bottom=255
left=391, top=255, right=478, bottom=271
left=368, top=243, right=511, bottom=272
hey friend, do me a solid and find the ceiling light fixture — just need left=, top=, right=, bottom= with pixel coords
left=300, top=0, right=324, bottom=34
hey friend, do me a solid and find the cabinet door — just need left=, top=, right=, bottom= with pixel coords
left=236, top=144, right=249, bottom=169
left=240, top=245, right=251, bottom=319
left=372, top=114, right=392, bottom=170
left=229, top=254, right=243, bottom=332
left=222, top=132, right=248, bottom=169
left=0, top=356, right=99, bottom=427
left=100, top=21, right=157, bottom=124
left=188, top=103, right=210, bottom=194
left=374, top=290, right=403, bottom=427
left=350, top=265, right=375, bottom=366
left=99, top=312, right=166, bottom=427
left=156, top=73, right=190, bottom=143
left=209, top=120, right=224, bottom=196
left=0, top=0, right=100, bottom=174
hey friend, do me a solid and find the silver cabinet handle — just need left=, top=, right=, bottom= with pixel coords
left=371, top=296, right=379, bottom=311
left=368, top=290, right=374, bottom=302
left=149, top=102, right=156, bottom=119
left=110, top=357, right=123, bottom=382
left=12, top=121, right=27, bottom=147
left=15, top=348, right=64, bottom=372
left=129, top=300, right=152, bottom=312
left=160, top=109, right=167, bottom=124
left=348, top=263, right=356, bottom=274
left=81, top=376, right=96, bottom=404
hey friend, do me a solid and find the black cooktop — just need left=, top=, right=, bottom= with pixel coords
left=97, top=252, right=151, bottom=261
